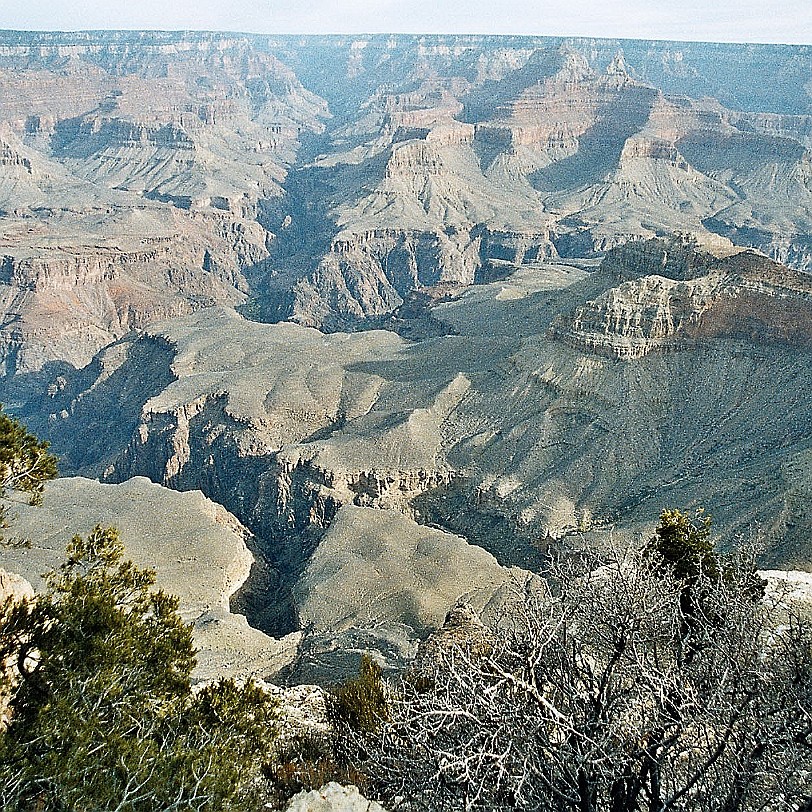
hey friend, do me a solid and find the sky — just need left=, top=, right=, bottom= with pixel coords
left=0, top=0, right=810, bottom=46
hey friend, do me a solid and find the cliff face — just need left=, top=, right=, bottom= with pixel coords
left=289, top=228, right=484, bottom=328
left=0, top=224, right=257, bottom=373
left=552, top=239, right=812, bottom=358
left=0, top=33, right=328, bottom=372
left=97, top=310, right=463, bottom=543
left=23, top=308, right=477, bottom=644
left=248, top=38, right=812, bottom=328
left=2, top=32, right=812, bottom=353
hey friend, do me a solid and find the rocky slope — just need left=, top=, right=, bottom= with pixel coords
left=290, top=505, right=519, bottom=680
left=0, top=476, right=298, bottom=680
left=552, top=238, right=812, bottom=358
left=1, top=32, right=811, bottom=356
left=0, top=32, right=328, bottom=373
left=252, top=37, right=812, bottom=328
left=9, top=238, right=811, bottom=677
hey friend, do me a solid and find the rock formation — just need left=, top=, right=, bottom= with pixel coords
left=0, top=33, right=328, bottom=373
left=252, top=38, right=812, bottom=328
left=0, top=568, right=33, bottom=604
left=296, top=506, right=515, bottom=635
left=2, top=31, right=812, bottom=679
left=288, top=505, right=518, bottom=678
left=285, top=783, right=387, bottom=812
left=12, top=239, right=811, bottom=680
left=1, top=32, right=811, bottom=357
left=552, top=237, right=812, bottom=358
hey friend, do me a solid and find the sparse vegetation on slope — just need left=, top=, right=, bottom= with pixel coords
left=0, top=525, right=278, bottom=812
left=0, top=404, right=57, bottom=543
left=353, top=512, right=812, bottom=811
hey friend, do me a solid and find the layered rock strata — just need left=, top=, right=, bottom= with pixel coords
left=0, top=33, right=328, bottom=371
left=2, top=32, right=812, bottom=347
left=3, top=29, right=812, bottom=674
left=258, top=39, right=812, bottom=328
left=21, top=247, right=812, bottom=614
left=552, top=238, right=812, bottom=358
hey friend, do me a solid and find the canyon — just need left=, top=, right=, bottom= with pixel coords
left=0, top=31, right=810, bottom=680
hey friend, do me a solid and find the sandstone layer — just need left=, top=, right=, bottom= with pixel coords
left=252, top=37, right=812, bottom=328
left=552, top=238, right=812, bottom=358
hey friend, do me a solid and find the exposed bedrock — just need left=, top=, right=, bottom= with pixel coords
left=702, top=222, right=812, bottom=272
left=288, top=228, right=481, bottom=327
left=105, top=393, right=467, bottom=642
left=0, top=32, right=810, bottom=680
left=257, top=43, right=812, bottom=330
left=0, top=208, right=268, bottom=374
left=21, top=244, right=812, bottom=645
left=286, top=224, right=568, bottom=330
left=104, top=353, right=464, bottom=542
left=295, top=504, right=513, bottom=634
left=0, top=33, right=331, bottom=372
left=552, top=237, right=812, bottom=358
left=29, top=308, right=466, bottom=638
left=2, top=33, right=812, bottom=355
left=595, top=234, right=725, bottom=281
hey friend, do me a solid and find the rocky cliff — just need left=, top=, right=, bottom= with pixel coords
left=251, top=37, right=812, bottom=328
left=2, top=31, right=812, bottom=679
left=0, top=32, right=328, bottom=372
left=2, top=31, right=809, bottom=355
left=12, top=242, right=812, bottom=677
left=552, top=238, right=812, bottom=358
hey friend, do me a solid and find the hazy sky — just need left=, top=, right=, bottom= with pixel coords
left=0, top=0, right=810, bottom=45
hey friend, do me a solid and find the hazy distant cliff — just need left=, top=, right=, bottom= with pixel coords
left=0, top=31, right=810, bottom=364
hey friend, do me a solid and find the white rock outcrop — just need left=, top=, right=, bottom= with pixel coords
left=283, top=783, right=387, bottom=812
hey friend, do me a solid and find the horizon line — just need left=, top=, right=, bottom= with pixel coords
left=0, top=27, right=808, bottom=48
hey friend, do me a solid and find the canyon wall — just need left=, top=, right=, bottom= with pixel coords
left=1, top=32, right=811, bottom=355
left=15, top=243, right=812, bottom=672
left=2, top=31, right=811, bottom=676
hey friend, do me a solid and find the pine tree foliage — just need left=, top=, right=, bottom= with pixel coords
left=329, top=654, right=388, bottom=733
left=0, top=525, right=278, bottom=812
left=645, top=507, right=718, bottom=582
left=0, top=404, right=57, bottom=541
